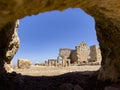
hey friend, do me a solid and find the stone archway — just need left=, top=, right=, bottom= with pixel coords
left=0, top=0, right=120, bottom=83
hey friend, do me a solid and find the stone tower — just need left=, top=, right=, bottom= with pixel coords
left=89, top=45, right=102, bottom=62
left=75, top=42, right=90, bottom=63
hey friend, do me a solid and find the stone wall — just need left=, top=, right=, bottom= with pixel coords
left=70, top=42, right=101, bottom=64
left=17, top=59, right=31, bottom=69
left=62, top=59, right=71, bottom=67
left=48, top=59, right=58, bottom=66
left=70, top=50, right=78, bottom=63
left=89, top=45, right=102, bottom=62
left=59, top=48, right=72, bottom=59
left=75, top=42, right=90, bottom=63
left=41, top=42, right=101, bottom=67
left=0, top=20, right=19, bottom=73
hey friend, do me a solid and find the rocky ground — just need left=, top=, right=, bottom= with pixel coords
left=0, top=65, right=120, bottom=90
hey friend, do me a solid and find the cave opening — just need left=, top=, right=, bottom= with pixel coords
left=13, top=8, right=99, bottom=63
left=13, top=8, right=100, bottom=69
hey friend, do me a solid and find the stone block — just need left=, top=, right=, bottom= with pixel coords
left=17, top=59, right=31, bottom=69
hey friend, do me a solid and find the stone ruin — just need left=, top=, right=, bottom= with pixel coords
left=44, top=58, right=70, bottom=67
left=41, top=49, right=71, bottom=67
left=41, top=42, right=101, bottom=67
left=71, top=42, right=90, bottom=64
left=17, top=59, right=31, bottom=69
left=45, top=59, right=59, bottom=66
left=89, top=45, right=102, bottom=63
left=59, top=48, right=71, bottom=67
left=70, top=42, right=101, bottom=65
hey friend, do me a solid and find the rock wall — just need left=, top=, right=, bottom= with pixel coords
left=0, top=20, right=19, bottom=73
left=0, top=0, right=120, bottom=82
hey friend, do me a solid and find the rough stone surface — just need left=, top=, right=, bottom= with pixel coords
left=75, top=42, right=90, bottom=63
left=48, top=59, right=57, bottom=66
left=62, top=59, right=71, bottom=67
left=70, top=50, right=78, bottom=63
left=4, top=62, right=13, bottom=73
left=89, top=45, right=101, bottom=62
left=74, top=85, right=84, bottom=90
left=17, top=59, right=31, bottom=69
left=58, top=42, right=101, bottom=64
left=104, top=86, right=120, bottom=90
left=59, top=48, right=71, bottom=59
left=0, top=0, right=119, bottom=82
left=0, top=20, right=19, bottom=73
left=59, top=83, right=73, bottom=90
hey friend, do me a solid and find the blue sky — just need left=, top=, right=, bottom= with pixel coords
left=12, top=8, right=99, bottom=65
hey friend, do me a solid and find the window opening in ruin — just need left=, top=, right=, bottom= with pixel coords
left=13, top=8, right=101, bottom=69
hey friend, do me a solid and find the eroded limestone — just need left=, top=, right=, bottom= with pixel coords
left=0, top=20, right=19, bottom=73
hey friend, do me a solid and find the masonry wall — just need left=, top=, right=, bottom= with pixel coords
left=75, top=42, right=90, bottom=63
left=89, top=45, right=102, bottom=62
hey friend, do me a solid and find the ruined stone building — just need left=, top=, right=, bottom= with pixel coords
left=70, top=42, right=90, bottom=63
left=44, top=49, right=71, bottom=67
left=17, top=59, right=31, bottom=69
left=47, top=59, right=58, bottom=66
left=59, top=42, right=101, bottom=64
left=89, top=45, right=102, bottom=63
left=59, top=48, right=71, bottom=66
left=43, top=42, right=101, bottom=67
left=59, top=48, right=71, bottom=59
left=75, top=42, right=90, bottom=63
left=70, top=50, right=77, bottom=63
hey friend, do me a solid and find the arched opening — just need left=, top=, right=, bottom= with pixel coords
left=12, top=8, right=101, bottom=73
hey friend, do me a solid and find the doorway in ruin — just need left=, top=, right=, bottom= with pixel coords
left=13, top=8, right=99, bottom=69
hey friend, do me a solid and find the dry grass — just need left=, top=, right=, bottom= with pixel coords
left=14, top=65, right=100, bottom=76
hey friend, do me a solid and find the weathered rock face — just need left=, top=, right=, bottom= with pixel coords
left=0, top=20, right=19, bottom=73
left=0, top=0, right=120, bottom=82
left=93, top=2, right=120, bottom=82
left=59, top=83, right=73, bottom=90
left=105, top=86, right=120, bottom=90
